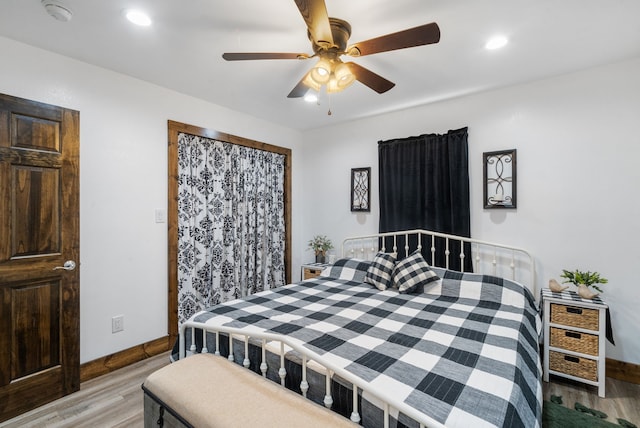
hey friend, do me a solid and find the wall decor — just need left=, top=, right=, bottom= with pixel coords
left=350, top=167, right=370, bottom=212
left=483, top=149, right=517, bottom=209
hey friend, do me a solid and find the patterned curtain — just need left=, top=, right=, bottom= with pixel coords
left=177, top=132, right=286, bottom=324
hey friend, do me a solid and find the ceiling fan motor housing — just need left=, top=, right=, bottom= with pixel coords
left=310, top=18, right=352, bottom=54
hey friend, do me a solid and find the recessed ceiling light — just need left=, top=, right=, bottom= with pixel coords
left=124, top=9, right=152, bottom=26
left=485, top=36, right=508, bottom=50
left=304, top=93, right=318, bottom=103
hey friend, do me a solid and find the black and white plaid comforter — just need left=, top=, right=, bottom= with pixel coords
left=189, top=259, right=542, bottom=428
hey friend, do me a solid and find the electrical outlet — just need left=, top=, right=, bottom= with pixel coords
left=112, top=315, right=124, bottom=333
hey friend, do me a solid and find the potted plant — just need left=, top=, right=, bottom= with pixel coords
left=560, top=269, right=608, bottom=299
left=308, top=235, right=333, bottom=263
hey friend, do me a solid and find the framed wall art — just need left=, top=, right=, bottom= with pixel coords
left=350, top=167, right=370, bottom=212
left=483, top=149, right=517, bottom=209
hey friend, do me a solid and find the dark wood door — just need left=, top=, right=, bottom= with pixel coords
left=0, top=93, right=80, bottom=422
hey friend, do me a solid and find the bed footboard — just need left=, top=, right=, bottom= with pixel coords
left=179, top=322, right=444, bottom=428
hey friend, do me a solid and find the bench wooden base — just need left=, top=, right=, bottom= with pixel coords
left=142, top=353, right=358, bottom=428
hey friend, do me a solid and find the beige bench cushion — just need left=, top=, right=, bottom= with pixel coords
left=143, top=353, right=359, bottom=428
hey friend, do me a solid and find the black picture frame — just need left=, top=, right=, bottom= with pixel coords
left=350, top=167, right=370, bottom=212
left=483, top=149, right=517, bottom=209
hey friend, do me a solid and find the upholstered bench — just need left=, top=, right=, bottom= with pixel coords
left=142, top=353, right=358, bottom=428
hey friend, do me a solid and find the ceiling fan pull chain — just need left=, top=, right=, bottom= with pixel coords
left=327, top=92, right=332, bottom=116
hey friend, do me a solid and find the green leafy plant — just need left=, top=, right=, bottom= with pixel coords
left=560, top=269, right=608, bottom=293
left=308, top=235, right=333, bottom=255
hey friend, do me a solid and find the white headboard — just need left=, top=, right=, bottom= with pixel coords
left=342, top=229, right=536, bottom=296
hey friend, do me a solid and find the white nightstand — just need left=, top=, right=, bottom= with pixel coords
left=542, top=288, right=608, bottom=397
left=300, top=263, right=330, bottom=280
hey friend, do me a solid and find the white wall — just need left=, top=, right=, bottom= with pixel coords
left=0, top=36, right=304, bottom=363
left=300, top=58, right=640, bottom=365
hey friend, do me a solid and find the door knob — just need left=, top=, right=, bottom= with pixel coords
left=53, top=260, right=76, bottom=271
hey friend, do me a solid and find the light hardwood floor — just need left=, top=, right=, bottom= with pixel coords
left=1, top=352, right=638, bottom=427
left=0, top=352, right=171, bottom=428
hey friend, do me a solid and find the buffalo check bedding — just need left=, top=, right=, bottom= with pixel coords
left=184, top=258, right=542, bottom=428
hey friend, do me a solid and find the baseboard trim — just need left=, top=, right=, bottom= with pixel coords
left=78, top=337, right=639, bottom=385
left=607, top=358, right=640, bottom=385
left=80, top=336, right=171, bottom=382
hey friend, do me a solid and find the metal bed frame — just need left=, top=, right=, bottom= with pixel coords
left=178, top=229, right=536, bottom=428
left=342, top=229, right=535, bottom=296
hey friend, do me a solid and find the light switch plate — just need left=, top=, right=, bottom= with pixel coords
left=155, top=209, right=166, bottom=223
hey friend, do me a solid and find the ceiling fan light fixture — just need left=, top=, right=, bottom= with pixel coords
left=326, top=77, right=340, bottom=94
left=302, top=73, right=322, bottom=92
left=334, top=63, right=355, bottom=90
left=309, top=58, right=332, bottom=85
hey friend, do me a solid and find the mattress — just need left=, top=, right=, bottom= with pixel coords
left=178, top=258, right=542, bottom=428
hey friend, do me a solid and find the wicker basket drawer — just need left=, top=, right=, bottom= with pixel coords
left=549, top=350, right=598, bottom=381
left=550, top=303, right=599, bottom=330
left=303, top=268, right=323, bottom=280
left=550, top=327, right=598, bottom=356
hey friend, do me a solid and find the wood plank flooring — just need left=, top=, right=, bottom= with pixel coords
left=1, top=352, right=638, bottom=427
left=0, top=352, right=171, bottom=428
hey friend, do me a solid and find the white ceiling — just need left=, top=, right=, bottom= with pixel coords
left=1, top=0, right=639, bottom=131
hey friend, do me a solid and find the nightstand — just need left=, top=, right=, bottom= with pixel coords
left=301, top=263, right=330, bottom=280
left=542, top=288, right=608, bottom=397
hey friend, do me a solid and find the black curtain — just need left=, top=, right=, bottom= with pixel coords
left=378, top=127, right=472, bottom=271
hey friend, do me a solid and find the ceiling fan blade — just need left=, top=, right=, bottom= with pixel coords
left=287, top=74, right=310, bottom=98
left=222, top=52, right=307, bottom=61
left=346, top=63, right=395, bottom=94
left=348, top=22, right=440, bottom=57
left=293, top=0, right=334, bottom=48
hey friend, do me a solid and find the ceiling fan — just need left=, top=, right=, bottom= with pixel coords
left=222, top=0, right=440, bottom=98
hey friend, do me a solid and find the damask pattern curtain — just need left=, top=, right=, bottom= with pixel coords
left=177, top=132, right=286, bottom=324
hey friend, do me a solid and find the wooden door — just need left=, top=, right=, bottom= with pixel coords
left=0, top=93, right=80, bottom=422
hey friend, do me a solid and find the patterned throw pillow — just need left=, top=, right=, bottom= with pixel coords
left=364, top=252, right=397, bottom=291
left=392, top=251, right=440, bottom=294
left=325, top=258, right=372, bottom=283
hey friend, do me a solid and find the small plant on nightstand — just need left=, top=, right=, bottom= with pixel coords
left=308, top=235, right=333, bottom=263
left=560, top=269, right=608, bottom=299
